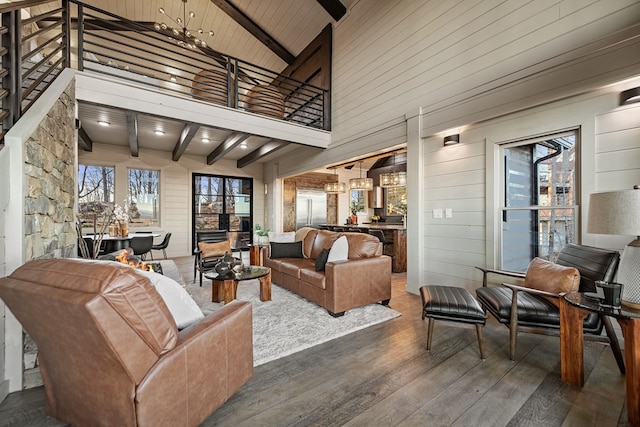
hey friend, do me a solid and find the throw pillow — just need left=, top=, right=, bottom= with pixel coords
left=315, top=248, right=330, bottom=271
left=270, top=241, right=304, bottom=259
left=525, top=257, right=580, bottom=297
left=136, top=268, right=204, bottom=330
left=327, top=235, right=349, bottom=263
left=198, top=240, right=231, bottom=259
left=268, top=231, right=296, bottom=243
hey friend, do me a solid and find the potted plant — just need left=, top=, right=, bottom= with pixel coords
left=254, top=224, right=270, bottom=244
left=350, top=201, right=363, bottom=225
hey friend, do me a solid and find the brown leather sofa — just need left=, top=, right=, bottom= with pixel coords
left=0, top=258, right=253, bottom=427
left=264, top=229, right=392, bottom=316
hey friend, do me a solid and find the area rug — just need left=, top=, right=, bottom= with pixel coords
left=186, top=280, right=401, bottom=366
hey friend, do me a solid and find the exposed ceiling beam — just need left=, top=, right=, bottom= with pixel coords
left=78, top=126, right=93, bottom=151
left=316, top=0, right=346, bottom=21
left=327, top=148, right=407, bottom=169
left=207, top=132, right=249, bottom=165
left=209, top=0, right=296, bottom=65
left=237, top=139, right=288, bottom=168
left=125, top=111, right=139, bottom=157
left=172, top=123, right=200, bottom=161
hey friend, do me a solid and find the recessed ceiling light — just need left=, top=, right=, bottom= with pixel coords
left=170, top=74, right=177, bottom=82
left=240, top=142, right=248, bottom=149
left=201, top=137, right=210, bottom=143
left=98, top=120, right=110, bottom=126
left=154, top=130, right=165, bottom=135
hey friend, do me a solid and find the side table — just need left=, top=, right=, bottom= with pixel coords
left=249, top=244, right=267, bottom=266
left=560, top=292, right=639, bottom=425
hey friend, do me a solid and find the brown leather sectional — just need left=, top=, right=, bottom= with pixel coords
left=0, top=258, right=253, bottom=427
left=264, top=229, right=392, bottom=316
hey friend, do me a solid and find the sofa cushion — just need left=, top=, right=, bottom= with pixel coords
left=525, top=257, right=580, bottom=295
left=310, top=230, right=340, bottom=260
left=327, top=236, right=349, bottom=263
left=303, top=229, right=319, bottom=258
left=135, top=268, right=204, bottom=329
left=315, top=248, right=330, bottom=271
left=280, top=258, right=312, bottom=279
left=270, top=241, right=304, bottom=258
left=198, top=240, right=231, bottom=258
left=345, top=233, right=382, bottom=258
left=295, top=227, right=315, bottom=242
left=300, top=268, right=326, bottom=289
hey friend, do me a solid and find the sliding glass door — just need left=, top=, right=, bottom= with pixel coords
left=192, top=173, right=253, bottom=250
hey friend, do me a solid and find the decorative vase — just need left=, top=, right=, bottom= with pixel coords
left=118, top=220, right=128, bottom=237
left=350, top=214, right=358, bottom=224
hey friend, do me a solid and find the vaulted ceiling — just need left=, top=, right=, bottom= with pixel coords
left=29, top=0, right=356, bottom=165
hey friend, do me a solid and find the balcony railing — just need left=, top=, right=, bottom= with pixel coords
left=0, top=0, right=330, bottom=142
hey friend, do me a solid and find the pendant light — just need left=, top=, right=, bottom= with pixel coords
left=349, top=161, right=373, bottom=191
left=324, top=168, right=346, bottom=194
left=379, top=153, right=406, bottom=188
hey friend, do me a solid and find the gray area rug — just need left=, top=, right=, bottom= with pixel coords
left=186, top=279, right=401, bottom=366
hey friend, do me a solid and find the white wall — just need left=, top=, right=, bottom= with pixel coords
left=263, top=0, right=640, bottom=295
left=78, top=144, right=265, bottom=258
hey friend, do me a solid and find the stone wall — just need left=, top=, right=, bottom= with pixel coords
left=24, top=80, right=76, bottom=261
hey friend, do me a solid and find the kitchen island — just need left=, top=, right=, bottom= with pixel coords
left=320, top=223, right=406, bottom=273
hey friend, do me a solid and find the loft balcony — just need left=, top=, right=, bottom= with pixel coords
left=0, top=0, right=331, bottom=148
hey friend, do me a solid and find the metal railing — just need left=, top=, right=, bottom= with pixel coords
left=0, top=0, right=330, bottom=143
left=1, top=0, right=69, bottom=142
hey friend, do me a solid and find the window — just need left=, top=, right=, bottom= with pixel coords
left=350, top=190, right=364, bottom=214
left=78, top=165, right=114, bottom=227
left=386, top=186, right=407, bottom=216
left=193, top=173, right=253, bottom=248
left=128, top=169, right=160, bottom=226
left=501, top=131, right=577, bottom=271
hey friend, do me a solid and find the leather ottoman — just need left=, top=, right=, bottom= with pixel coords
left=420, top=285, right=487, bottom=359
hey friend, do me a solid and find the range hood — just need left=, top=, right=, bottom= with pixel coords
left=368, top=186, right=383, bottom=208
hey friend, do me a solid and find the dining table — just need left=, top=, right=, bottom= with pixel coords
left=82, top=232, right=161, bottom=254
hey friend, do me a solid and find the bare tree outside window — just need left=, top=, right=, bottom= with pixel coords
left=128, top=169, right=160, bottom=226
left=78, top=165, right=114, bottom=227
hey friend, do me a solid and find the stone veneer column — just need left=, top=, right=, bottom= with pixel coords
left=23, top=81, right=77, bottom=261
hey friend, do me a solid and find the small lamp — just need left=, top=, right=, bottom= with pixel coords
left=587, top=186, right=640, bottom=308
left=444, top=134, right=460, bottom=146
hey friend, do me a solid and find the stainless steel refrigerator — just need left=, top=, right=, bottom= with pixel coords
left=296, top=189, right=327, bottom=229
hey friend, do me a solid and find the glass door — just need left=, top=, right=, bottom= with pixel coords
left=192, top=173, right=253, bottom=250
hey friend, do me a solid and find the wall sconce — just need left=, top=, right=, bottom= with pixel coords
left=620, top=87, right=640, bottom=105
left=443, top=134, right=460, bottom=146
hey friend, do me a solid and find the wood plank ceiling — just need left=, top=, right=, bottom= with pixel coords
left=30, top=0, right=352, bottom=166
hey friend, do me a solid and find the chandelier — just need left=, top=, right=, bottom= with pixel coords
left=349, top=162, right=373, bottom=191
left=154, top=0, right=214, bottom=50
left=379, top=153, right=406, bottom=188
left=324, top=169, right=346, bottom=194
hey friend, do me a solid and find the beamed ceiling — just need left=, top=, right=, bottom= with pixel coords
left=29, top=0, right=355, bottom=166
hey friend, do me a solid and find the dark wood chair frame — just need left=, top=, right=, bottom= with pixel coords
left=475, top=244, right=625, bottom=374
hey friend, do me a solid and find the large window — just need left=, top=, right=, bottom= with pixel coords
left=78, top=165, right=114, bottom=227
left=128, top=169, right=160, bottom=227
left=193, top=173, right=253, bottom=248
left=386, top=186, right=407, bottom=216
left=501, top=131, right=577, bottom=271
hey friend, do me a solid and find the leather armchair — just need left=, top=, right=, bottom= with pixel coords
left=0, top=258, right=253, bottom=427
left=475, top=243, right=624, bottom=372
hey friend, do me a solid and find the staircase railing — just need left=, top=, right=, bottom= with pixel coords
left=0, top=0, right=330, bottom=143
left=1, top=0, right=69, bottom=142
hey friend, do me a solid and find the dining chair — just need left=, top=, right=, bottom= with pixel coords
left=129, top=235, right=154, bottom=261
left=151, top=233, right=172, bottom=259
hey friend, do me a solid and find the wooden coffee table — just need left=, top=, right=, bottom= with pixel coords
left=205, top=266, right=271, bottom=304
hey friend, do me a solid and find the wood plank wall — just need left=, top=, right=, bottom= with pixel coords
left=283, top=172, right=337, bottom=231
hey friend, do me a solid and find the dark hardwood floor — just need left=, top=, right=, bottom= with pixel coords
left=0, top=255, right=632, bottom=426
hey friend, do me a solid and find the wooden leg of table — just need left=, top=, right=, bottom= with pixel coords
left=619, top=318, right=640, bottom=426
left=222, top=279, right=238, bottom=304
left=259, top=270, right=272, bottom=302
left=249, top=245, right=262, bottom=266
left=211, top=280, right=223, bottom=303
left=559, top=295, right=585, bottom=386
